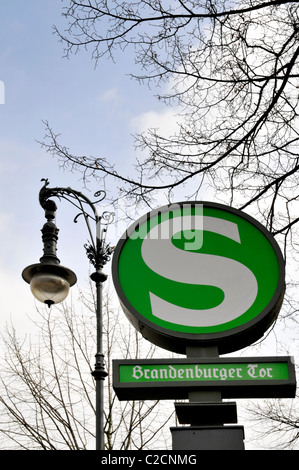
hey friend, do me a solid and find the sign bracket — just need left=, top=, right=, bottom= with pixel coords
left=172, top=344, right=244, bottom=448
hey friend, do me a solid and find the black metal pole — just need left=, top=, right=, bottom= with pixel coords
left=23, top=180, right=113, bottom=451
left=91, top=270, right=108, bottom=450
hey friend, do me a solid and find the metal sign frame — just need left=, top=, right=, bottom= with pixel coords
left=113, top=356, right=296, bottom=401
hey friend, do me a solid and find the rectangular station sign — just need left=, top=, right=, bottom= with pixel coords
left=113, top=356, right=296, bottom=401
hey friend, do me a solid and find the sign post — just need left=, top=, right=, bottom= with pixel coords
left=112, top=201, right=296, bottom=450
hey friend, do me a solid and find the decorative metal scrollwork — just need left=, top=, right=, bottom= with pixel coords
left=39, top=178, right=114, bottom=271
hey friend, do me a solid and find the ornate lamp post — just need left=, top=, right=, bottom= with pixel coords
left=22, top=179, right=114, bottom=450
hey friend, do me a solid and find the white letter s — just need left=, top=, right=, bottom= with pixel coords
left=141, top=215, right=258, bottom=327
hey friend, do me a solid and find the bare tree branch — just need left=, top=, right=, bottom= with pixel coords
left=0, top=287, right=174, bottom=449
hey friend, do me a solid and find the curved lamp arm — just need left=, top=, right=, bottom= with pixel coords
left=22, top=178, right=114, bottom=307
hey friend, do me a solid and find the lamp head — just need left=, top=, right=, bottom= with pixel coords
left=22, top=262, right=77, bottom=307
left=22, top=180, right=77, bottom=307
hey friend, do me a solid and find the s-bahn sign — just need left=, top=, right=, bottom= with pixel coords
left=113, top=357, right=296, bottom=401
left=112, top=202, right=285, bottom=354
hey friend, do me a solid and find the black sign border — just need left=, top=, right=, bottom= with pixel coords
left=112, top=201, right=285, bottom=354
left=113, top=356, right=296, bottom=401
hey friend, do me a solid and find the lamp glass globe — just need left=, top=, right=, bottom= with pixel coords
left=30, top=272, right=70, bottom=306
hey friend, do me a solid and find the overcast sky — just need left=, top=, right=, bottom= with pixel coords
left=0, top=0, right=170, bottom=333
left=0, top=2, right=296, bottom=450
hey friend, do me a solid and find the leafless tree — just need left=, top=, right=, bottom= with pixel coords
left=39, top=0, right=299, bottom=311
left=245, top=397, right=299, bottom=449
left=0, top=285, right=174, bottom=450
left=43, top=1, right=299, bottom=245
left=37, top=0, right=299, bottom=448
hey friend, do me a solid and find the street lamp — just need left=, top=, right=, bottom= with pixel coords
left=22, top=178, right=114, bottom=450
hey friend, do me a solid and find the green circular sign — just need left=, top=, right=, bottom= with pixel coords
left=112, top=202, right=285, bottom=354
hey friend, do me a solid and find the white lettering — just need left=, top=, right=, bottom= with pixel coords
left=186, top=368, right=194, bottom=379
left=145, top=455, right=197, bottom=465
left=101, top=456, right=135, bottom=467
left=132, top=365, right=143, bottom=380
left=159, top=368, right=168, bottom=379
left=203, top=368, right=212, bottom=379
left=130, top=363, right=275, bottom=383
left=195, top=366, right=203, bottom=378
left=169, top=365, right=177, bottom=379
left=259, top=368, right=267, bottom=378
left=247, top=364, right=258, bottom=378
left=142, top=215, right=258, bottom=327
left=219, top=368, right=228, bottom=380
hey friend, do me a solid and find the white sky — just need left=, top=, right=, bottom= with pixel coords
left=0, top=1, right=297, bottom=450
